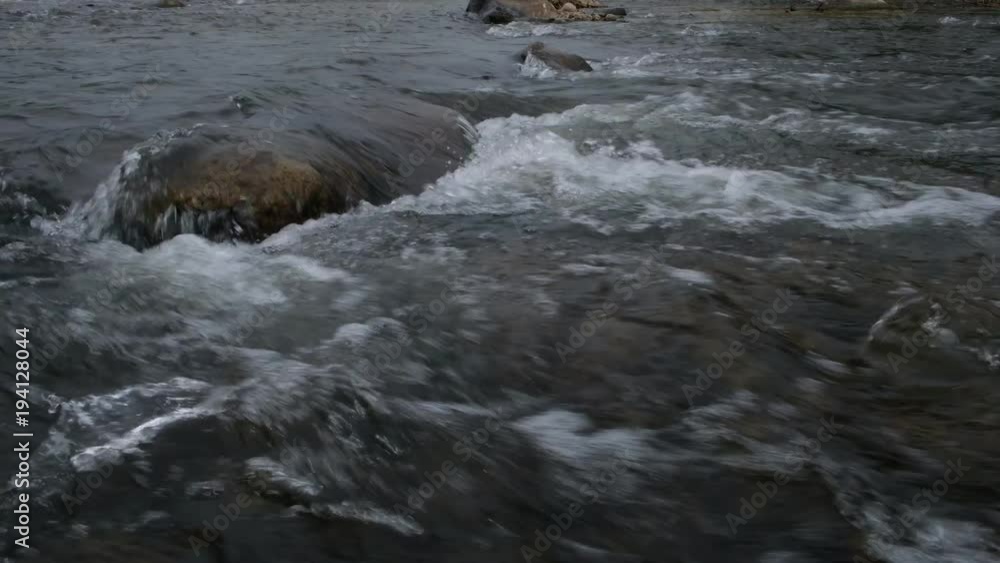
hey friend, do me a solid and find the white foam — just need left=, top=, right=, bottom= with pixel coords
left=58, top=128, right=198, bottom=239
left=593, top=52, right=669, bottom=78
left=367, top=99, right=1000, bottom=234
left=518, top=52, right=557, bottom=79
left=664, top=266, right=713, bottom=286
left=864, top=517, right=1000, bottom=563
left=332, top=323, right=375, bottom=346
left=71, top=406, right=213, bottom=471
left=486, top=22, right=583, bottom=38
left=308, top=502, right=423, bottom=536
left=65, top=98, right=999, bottom=248
left=514, top=409, right=647, bottom=470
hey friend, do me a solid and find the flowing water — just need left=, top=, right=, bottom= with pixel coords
left=2, top=1, right=1000, bottom=561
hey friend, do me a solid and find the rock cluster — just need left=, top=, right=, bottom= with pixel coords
left=549, top=0, right=602, bottom=9
left=466, top=0, right=625, bottom=23
left=548, top=10, right=621, bottom=21
left=545, top=0, right=625, bottom=22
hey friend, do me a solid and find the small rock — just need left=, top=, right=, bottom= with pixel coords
left=560, top=2, right=576, bottom=11
left=156, top=0, right=185, bottom=7
left=604, top=13, right=619, bottom=20
left=600, top=7, right=626, bottom=15
left=518, top=41, right=593, bottom=72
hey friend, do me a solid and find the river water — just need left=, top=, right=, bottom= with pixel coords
left=2, top=1, right=1000, bottom=561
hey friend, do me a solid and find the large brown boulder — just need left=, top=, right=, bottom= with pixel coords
left=81, top=98, right=476, bottom=248
left=140, top=148, right=346, bottom=244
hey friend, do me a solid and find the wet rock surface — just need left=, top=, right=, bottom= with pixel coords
left=467, top=0, right=557, bottom=22
left=76, top=97, right=476, bottom=248
left=518, top=41, right=594, bottom=72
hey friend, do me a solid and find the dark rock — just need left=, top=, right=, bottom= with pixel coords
left=155, top=0, right=185, bottom=7
left=600, top=7, right=626, bottom=16
left=466, top=0, right=555, bottom=22
left=518, top=42, right=593, bottom=72
left=482, top=5, right=515, bottom=23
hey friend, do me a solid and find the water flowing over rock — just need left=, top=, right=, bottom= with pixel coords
left=74, top=98, right=477, bottom=248
left=518, top=41, right=594, bottom=72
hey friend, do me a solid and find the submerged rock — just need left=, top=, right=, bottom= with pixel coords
left=518, top=41, right=593, bottom=72
left=80, top=98, right=476, bottom=248
left=155, top=0, right=185, bottom=7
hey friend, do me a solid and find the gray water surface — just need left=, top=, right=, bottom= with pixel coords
left=2, top=1, right=1000, bottom=562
